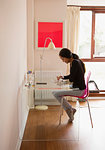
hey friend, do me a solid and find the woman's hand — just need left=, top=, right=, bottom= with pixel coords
left=57, top=76, right=63, bottom=81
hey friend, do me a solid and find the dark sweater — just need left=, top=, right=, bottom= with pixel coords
left=63, top=59, right=86, bottom=90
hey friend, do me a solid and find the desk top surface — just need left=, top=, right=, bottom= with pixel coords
left=35, top=79, right=72, bottom=90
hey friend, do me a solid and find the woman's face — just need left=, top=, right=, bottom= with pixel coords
left=60, top=56, right=71, bottom=64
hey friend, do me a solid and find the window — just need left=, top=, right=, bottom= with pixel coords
left=78, top=11, right=92, bottom=59
left=78, top=7, right=105, bottom=62
left=94, top=13, right=105, bottom=57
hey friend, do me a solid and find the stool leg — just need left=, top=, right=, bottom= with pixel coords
left=59, top=97, right=63, bottom=125
left=87, top=99, right=93, bottom=128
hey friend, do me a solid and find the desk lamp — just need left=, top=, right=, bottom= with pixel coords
left=36, top=37, right=55, bottom=85
left=35, top=37, right=56, bottom=110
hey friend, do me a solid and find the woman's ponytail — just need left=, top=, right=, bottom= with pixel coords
left=72, top=53, right=79, bottom=59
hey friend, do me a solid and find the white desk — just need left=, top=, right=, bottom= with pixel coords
left=34, top=80, right=72, bottom=106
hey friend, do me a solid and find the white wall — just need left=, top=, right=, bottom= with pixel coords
left=27, top=0, right=35, bottom=72
left=27, top=0, right=67, bottom=75
left=0, top=0, right=27, bottom=150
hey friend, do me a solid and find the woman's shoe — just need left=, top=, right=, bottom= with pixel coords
left=72, top=108, right=76, bottom=115
left=66, top=108, right=74, bottom=122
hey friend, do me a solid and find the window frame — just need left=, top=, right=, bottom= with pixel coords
left=80, top=7, right=105, bottom=62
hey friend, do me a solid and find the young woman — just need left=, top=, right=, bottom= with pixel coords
left=52, top=48, right=86, bottom=122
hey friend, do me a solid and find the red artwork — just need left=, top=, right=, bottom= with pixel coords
left=38, top=22, right=63, bottom=48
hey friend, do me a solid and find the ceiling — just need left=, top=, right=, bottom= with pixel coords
left=67, top=0, right=105, bottom=6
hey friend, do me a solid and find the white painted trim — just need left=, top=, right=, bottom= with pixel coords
left=15, top=138, right=22, bottom=150
left=15, top=108, right=29, bottom=150
left=19, top=110, right=29, bottom=140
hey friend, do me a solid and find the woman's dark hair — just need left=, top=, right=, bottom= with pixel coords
left=59, top=48, right=79, bottom=59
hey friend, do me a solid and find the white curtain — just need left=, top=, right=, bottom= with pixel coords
left=66, top=6, right=80, bottom=53
left=66, top=6, right=80, bottom=75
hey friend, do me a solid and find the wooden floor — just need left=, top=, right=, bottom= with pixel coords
left=20, top=100, right=105, bottom=150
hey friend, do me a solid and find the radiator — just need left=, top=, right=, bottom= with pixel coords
left=35, top=70, right=62, bottom=81
left=35, top=71, right=62, bottom=100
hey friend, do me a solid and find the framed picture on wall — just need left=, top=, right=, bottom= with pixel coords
left=36, top=22, right=64, bottom=49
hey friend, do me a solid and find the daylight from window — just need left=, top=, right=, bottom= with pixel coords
left=94, top=13, right=105, bottom=57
